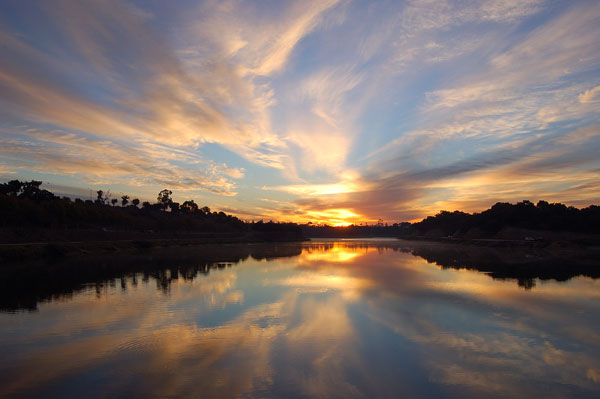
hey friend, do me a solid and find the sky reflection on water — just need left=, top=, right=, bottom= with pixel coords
left=1, top=241, right=599, bottom=398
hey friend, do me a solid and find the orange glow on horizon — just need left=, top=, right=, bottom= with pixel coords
left=248, top=207, right=365, bottom=227
left=303, top=208, right=363, bottom=226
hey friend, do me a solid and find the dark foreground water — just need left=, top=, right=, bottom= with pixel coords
left=1, top=240, right=599, bottom=398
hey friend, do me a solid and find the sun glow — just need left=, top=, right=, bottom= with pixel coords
left=306, top=208, right=362, bottom=226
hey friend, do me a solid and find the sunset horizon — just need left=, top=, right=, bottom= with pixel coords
left=1, top=3, right=600, bottom=396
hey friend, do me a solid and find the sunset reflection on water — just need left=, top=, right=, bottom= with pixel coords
left=1, top=241, right=599, bottom=398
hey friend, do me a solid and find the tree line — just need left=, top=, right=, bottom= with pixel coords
left=300, top=222, right=412, bottom=238
left=300, top=200, right=600, bottom=238
left=410, top=200, right=600, bottom=237
left=0, top=180, right=302, bottom=240
left=1, top=180, right=598, bottom=240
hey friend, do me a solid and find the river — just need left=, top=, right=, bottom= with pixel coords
left=1, top=240, right=599, bottom=398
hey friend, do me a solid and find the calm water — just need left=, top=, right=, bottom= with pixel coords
left=1, top=240, right=599, bottom=398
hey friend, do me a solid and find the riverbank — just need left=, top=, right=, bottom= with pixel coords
left=400, top=226, right=600, bottom=249
left=0, top=241, right=306, bottom=312
left=0, top=234, right=308, bottom=263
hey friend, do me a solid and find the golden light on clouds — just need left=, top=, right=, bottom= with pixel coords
left=305, top=208, right=363, bottom=226
left=1, top=0, right=599, bottom=222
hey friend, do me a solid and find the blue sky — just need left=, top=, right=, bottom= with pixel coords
left=1, top=0, right=599, bottom=224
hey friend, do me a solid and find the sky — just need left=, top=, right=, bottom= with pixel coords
left=0, top=0, right=599, bottom=225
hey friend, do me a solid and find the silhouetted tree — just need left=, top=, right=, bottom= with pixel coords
left=181, top=200, right=199, bottom=213
left=121, top=195, right=129, bottom=207
left=157, top=189, right=172, bottom=210
left=20, top=180, right=42, bottom=196
left=111, top=198, right=118, bottom=207
left=96, top=190, right=104, bottom=205
left=3, top=179, right=597, bottom=244
left=0, top=180, right=23, bottom=195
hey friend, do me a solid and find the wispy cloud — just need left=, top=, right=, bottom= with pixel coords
left=0, top=0, right=351, bottom=206
left=0, top=127, right=242, bottom=195
left=345, top=0, right=600, bottom=221
left=0, top=0, right=599, bottom=221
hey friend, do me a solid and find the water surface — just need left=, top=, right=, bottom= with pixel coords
left=1, top=240, right=599, bottom=398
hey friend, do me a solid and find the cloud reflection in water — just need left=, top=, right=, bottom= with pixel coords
left=0, top=241, right=599, bottom=398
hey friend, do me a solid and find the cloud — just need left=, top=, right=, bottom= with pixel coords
left=579, top=85, right=600, bottom=104
left=265, top=120, right=599, bottom=223
left=0, top=0, right=344, bottom=194
left=177, top=0, right=343, bottom=173
left=0, top=0, right=599, bottom=221
left=0, top=128, right=242, bottom=195
left=247, top=0, right=341, bottom=76
left=342, top=1, right=600, bottom=221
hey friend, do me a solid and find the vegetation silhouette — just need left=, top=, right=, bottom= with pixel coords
left=300, top=222, right=412, bottom=238
left=3, top=180, right=598, bottom=243
left=2, top=178, right=600, bottom=251
left=410, top=200, right=600, bottom=238
left=0, top=180, right=303, bottom=244
left=301, top=200, right=600, bottom=241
